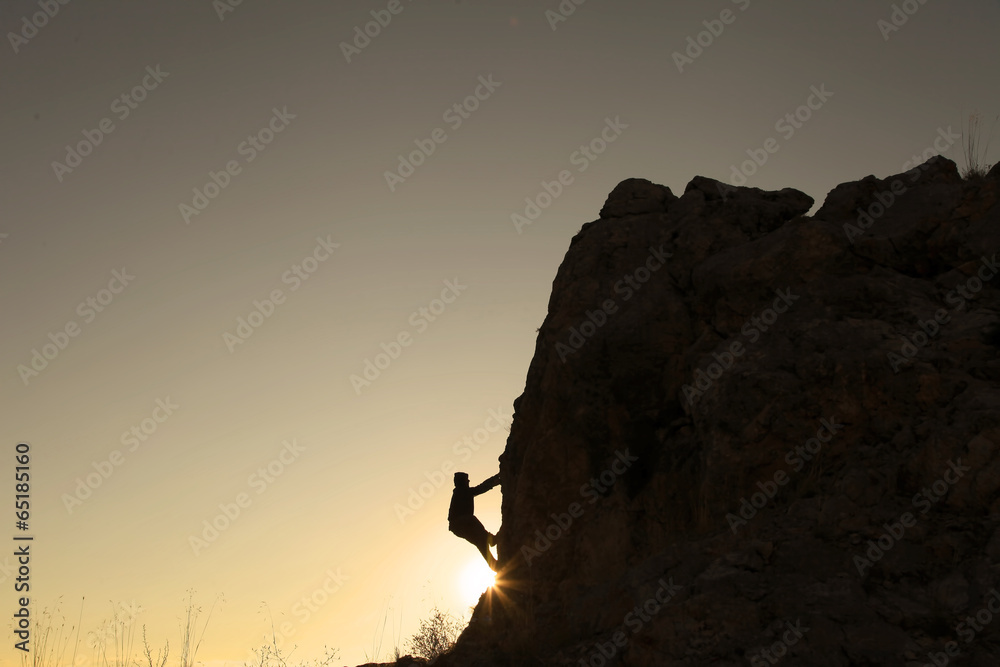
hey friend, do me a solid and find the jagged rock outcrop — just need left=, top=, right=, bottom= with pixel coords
left=445, top=157, right=1000, bottom=666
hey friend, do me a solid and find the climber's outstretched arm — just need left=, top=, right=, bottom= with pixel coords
left=471, top=473, right=500, bottom=495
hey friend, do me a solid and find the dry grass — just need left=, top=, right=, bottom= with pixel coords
left=362, top=597, right=404, bottom=664
left=17, top=591, right=338, bottom=667
left=961, top=111, right=998, bottom=179
left=18, top=599, right=80, bottom=667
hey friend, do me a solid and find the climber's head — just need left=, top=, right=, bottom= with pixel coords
left=454, top=472, right=469, bottom=488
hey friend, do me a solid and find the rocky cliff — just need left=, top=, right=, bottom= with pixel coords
left=450, top=157, right=1000, bottom=666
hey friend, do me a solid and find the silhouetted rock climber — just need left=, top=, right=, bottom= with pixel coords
left=448, top=472, right=500, bottom=570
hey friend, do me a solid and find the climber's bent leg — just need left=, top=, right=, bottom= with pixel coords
left=449, top=515, right=496, bottom=570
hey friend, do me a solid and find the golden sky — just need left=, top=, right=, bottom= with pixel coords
left=2, top=0, right=999, bottom=665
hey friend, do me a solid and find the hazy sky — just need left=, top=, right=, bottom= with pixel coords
left=2, top=1, right=999, bottom=665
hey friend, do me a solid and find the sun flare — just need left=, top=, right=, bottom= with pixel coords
left=458, top=558, right=496, bottom=605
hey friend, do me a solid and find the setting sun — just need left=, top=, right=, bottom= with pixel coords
left=458, top=558, right=496, bottom=606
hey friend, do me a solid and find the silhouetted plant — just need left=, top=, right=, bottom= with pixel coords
left=406, top=606, right=463, bottom=661
left=88, top=600, right=142, bottom=667
left=178, top=590, right=222, bottom=667
left=244, top=637, right=338, bottom=667
left=961, top=111, right=998, bottom=179
left=140, top=626, right=168, bottom=667
left=363, top=597, right=403, bottom=663
left=18, top=599, right=78, bottom=667
left=22, top=594, right=336, bottom=667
